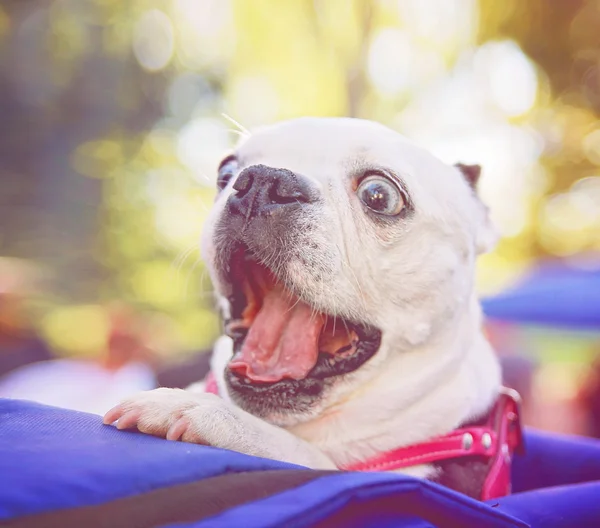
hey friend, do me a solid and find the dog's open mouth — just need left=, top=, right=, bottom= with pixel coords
left=223, top=246, right=381, bottom=388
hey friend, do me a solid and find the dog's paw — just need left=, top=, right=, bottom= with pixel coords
left=103, top=388, right=226, bottom=444
left=104, top=387, right=337, bottom=469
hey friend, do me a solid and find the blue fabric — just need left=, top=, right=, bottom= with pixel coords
left=2, top=399, right=600, bottom=527
left=511, top=429, right=600, bottom=493
left=0, top=399, right=297, bottom=520
left=494, top=481, right=600, bottom=528
left=481, top=263, right=600, bottom=330
left=170, top=473, right=526, bottom=528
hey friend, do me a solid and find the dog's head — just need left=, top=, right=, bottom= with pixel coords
left=201, top=117, right=496, bottom=426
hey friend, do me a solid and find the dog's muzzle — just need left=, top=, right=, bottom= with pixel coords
left=209, top=164, right=382, bottom=417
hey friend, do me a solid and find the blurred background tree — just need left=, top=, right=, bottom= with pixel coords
left=0, top=0, right=599, bottom=361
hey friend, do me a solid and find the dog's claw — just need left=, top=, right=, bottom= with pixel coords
left=116, top=409, right=142, bottom=430
left=166, top=417, right=189, bottom=441
left=103, top=405, right=124, bottom=425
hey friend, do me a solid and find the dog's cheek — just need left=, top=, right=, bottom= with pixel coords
left=285, top=224, right=361, bottom=314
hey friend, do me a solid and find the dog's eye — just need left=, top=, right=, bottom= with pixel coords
left=357, top=174, right=404, bottom=216
left=217, top=156, right=238, bottom=191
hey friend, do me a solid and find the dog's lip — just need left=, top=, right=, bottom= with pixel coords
left=225, top=318, right=381, bottom=401
left=221, top=243, right=382, bottom=387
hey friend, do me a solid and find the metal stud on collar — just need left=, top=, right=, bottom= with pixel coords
left=481, top=432, right=492, bottom=450
left=462, top=433, right=473, bottom=450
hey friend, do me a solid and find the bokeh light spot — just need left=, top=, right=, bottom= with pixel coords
left=133, top=10, right=174, bottom=72
left=41, top=306, right=109, bottom=356
left=476, top=40, right=538, bottom=117
left=176, top=118, right=231, bottom=183
left=367, top=29, right=412, bottom=95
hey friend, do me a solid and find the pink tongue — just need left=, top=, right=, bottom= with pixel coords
left=228, top=288, right=324, bottom=383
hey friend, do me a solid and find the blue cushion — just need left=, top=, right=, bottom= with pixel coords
left=2, top=398, right=600, bottom=527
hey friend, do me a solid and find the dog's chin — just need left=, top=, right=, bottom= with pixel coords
left=217, top=244, right=382, bottom=423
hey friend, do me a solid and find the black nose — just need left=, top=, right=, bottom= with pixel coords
left=227, top=164, right=316, bottom=219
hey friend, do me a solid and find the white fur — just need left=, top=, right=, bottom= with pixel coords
left=104, top=118, right=501, bottom=478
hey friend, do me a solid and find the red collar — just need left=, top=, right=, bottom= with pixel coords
left=340, top=387, right=524, bottom=500
left=204, top=374, right=523, bottom=501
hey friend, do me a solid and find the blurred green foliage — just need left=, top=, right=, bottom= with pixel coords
left=0, top=0, right=599, bottom=357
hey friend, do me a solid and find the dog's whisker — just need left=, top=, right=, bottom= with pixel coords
left=284, top=295, right=304, bottom=316
left=184, top=255, right=206, bottom=301
left=197, top=197, right=211, bottom=212
left=228, top=129, right=248, bottom=138
left=170, top=244, right=200, bottom=292
left=199, top=267, right=211, bottom=297
left=172, top=244, right=196, bottom=269
left=221, top=113, right=251, bottom=136
left=194, top=171, right=213, bottom=186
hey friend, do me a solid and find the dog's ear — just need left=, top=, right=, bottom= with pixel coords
left=455, top=163, right=481, bottom=189
left=455, top=163, right=498, bottom=254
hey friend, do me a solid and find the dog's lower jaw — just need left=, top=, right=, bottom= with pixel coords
left=286, top=299, right=501, bottom=473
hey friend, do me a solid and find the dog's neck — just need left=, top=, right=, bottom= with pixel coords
left=287, top=293, right=501, bottom=473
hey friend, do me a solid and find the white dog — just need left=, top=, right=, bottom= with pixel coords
left=104, top=118, right=522, bottom=500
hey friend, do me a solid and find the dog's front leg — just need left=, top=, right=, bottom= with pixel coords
left=103, top=388, right=336, bottom=470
